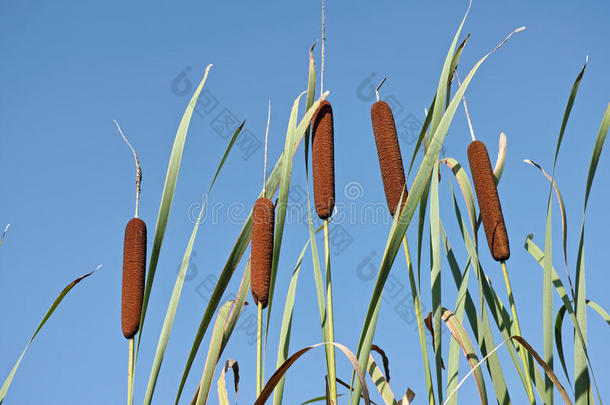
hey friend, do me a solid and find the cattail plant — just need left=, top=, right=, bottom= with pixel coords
left=461, top=83, right=535, bottom=402
left=309, top=6, right=338, bottom=402
left=114, top=121, right=146, bottom=405
left=370, top=78, right=407, bottom=217
left=311, top=99, right=335, bottom=220
left=251, top=103, right=275, bottom=398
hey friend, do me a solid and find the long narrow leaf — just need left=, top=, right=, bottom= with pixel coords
left=574, top=103, right=610, bottom=405
left=273, top=227, right=323, bottom=404
left=138, top=65, right=213, bottom=353
left=0, top=267, right=99, bottom=403
left=143, top=119, right=244, bottom=405
left=255, top=342, right=371, bottom=405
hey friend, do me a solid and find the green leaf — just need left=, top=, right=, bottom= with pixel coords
left=575, top=102, right=610, bottom=405
left=143, top=118, right=244, bottom=405
left=138, top=65, right=213, bottom=353
left=195, top=260, right=250, bottom=404
left=555, top=298, right=610, bottom=392
left=539, top=61, right=587, bottom=404
left=0, top=267, right=98, bottom=403
left=524, top=159, right=572, bottom=296
left=525, top=235, right=603, bottom=404
left=273, top=227, right=323, bottom=405
left=194, top=301, right=234, bottom=404
left=429, top=161, right=443, bottom=403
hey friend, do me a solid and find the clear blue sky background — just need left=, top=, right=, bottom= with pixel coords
left=1, top=1, right=609, bottom=404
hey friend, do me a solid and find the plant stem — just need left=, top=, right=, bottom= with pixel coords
left=323, top=219, right=338, bottom=404
left=128, top=337, right=135, bottom=405
left=501, top=261, right=536, bottom=404
left=257, top=301, right=263, bottom=398
left=403, top=236, right=435, bottom=405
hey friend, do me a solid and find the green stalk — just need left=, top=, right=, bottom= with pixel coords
left=501, top=261, right=536, bottom=404
left=128, top=338, right=135, bottom=405
left=403, top=236, right=435, bottom=405
left=324, top=219, right=338, bottom=404
left=257, top=302, right=263, bottom=398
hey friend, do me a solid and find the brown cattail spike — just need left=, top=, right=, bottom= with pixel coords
left=122, top=217, right=147, bottom=338
left=371, top=101, right=407, bottom=217
left=251, top=197, right=275, bottom=308
left=311, top=100, right=335, bottom=219
left=467, top=140, right=510, bottom=261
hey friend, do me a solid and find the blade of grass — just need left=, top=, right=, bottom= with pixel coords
left=524, top=159, right=572, bottom=296
left=273, top=226, right=323, bottom=405
left=195, top=301, right=234, bottom=405
left=137, top=65, right=213, bottom=355
left=524, top=235, right=603, bottom=404
left=143, top=119, right=244, bottom=405
left=430, top=161, right=443, bottom=403
left=429, top=0, right=471, bottom=137
left=554, top=298, right=610, bottom=393
left=403, top=235, right=434, bottom=405
left=575, top=102, right=610, bottom=405
left=255, top=342, right=371, bottom=405
left=0, top=267, right=99, bottom=403
left=195, top=260, right=249, bottom=405
left=441, top=158, right=477, bottom=242
left=406, top=34, right=471, bottom=178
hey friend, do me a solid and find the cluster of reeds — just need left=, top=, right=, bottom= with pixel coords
left=3, top=4, right=610, bottom=405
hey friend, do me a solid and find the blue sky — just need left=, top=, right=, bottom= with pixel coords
left=1, top=1, right=609, bottom=404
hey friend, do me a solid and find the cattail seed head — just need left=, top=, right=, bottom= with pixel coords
left=122, top=217, right=146, bottom=338
left=467, top=140, right=510, bottom=261
left=371, top=101, right=407, bottom=217
left=251, top=197, right=275, bottom=308
left=311, top=100, right=335, bottom=219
